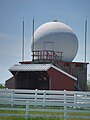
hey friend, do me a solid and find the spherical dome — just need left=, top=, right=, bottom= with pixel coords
left=31, top=21, right=78, bottom=62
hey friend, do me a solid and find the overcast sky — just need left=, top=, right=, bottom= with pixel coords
left=0, top=0, right=90, bottom=83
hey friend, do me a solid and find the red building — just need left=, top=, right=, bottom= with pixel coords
left=6, top=50, right=88, bottom=91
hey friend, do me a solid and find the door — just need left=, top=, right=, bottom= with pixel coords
left=44, top=42, right=54, bottom=50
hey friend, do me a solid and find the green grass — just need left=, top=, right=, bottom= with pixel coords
left=0, top=111, right=90, bottom=120
left=0, top=116, right=26, bottom=120
left=0, top=116, right=90, bottom=120
left=0, top=107, right=90, bottom=120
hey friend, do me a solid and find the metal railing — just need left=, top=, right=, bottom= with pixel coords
left=32, top=50, right=63, bottom=63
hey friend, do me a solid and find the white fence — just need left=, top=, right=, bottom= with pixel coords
left=0, top=89, right=90, bottom=120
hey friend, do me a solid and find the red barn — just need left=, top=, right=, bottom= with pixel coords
left=5, top=50, right=88, bottom=91
left=7, top=63, right=77, bottom=91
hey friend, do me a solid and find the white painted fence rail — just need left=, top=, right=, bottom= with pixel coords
left=0, top=89, right=90, bottom=120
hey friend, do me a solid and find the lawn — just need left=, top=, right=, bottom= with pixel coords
left=0, top=116, right=90, bottom=120
left=0, top=109, right=90, bottom=120
left=0, top=105, right=90, bottom=120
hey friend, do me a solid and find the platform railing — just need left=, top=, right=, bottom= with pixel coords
left=32, top=50, right=63, bottom=63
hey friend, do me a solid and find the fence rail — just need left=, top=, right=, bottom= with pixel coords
left=0, top=89, right=90, bottom=120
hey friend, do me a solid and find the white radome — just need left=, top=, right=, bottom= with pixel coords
left=31, top=21, right=78, bottom=62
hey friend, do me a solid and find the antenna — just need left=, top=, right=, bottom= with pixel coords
left=32, top=16, right=35, bottom=62
left=22, top=17, right=25, bottom=61
left=32, top=17, right=34, bottom=52
left=85, top=16, right=87, bottom=63
left=84, top=17, right=87, bottom=90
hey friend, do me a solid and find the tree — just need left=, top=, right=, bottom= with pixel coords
left=0, top=84, right=5, bottom=89
left=87, top=81, right=90, bottom=91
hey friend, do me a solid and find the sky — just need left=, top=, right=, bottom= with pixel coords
left=0, top=0, right=90, bottom=84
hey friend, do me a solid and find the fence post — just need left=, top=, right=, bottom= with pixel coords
left=26, top=101, right=29, bottom=120
left=85, top=94, right=87, bottom=109
left=43, top=90, right=46, bottom=107
left=74, top=92, right=77, bottom=103
left=64, top=90, right=67, bottom=120
left=35, top=89, right=37, bottom=107
left=11, top=89, right=15, bottom=107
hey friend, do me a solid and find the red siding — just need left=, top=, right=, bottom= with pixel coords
left=48, top=67, right=76, bottom=91
left=5, top=77, right=15, bottom=89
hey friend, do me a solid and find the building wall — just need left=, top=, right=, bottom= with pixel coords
left=57, top=62, right=87, bottom=91
left=5, top=77, right=15, bottom=89
left=11, top=71, right=49, bottom=90
left=6, top=68, right=76, bottom=91
left=48, top=67, right=76, bottom=91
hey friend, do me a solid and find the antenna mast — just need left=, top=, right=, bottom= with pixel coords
left=22, top=17, right=25, bottom=61
left=85, top=17, right=87, bottom=63
left=32, top=18, right=34, bottom=52
left=32, top=17, right=35, bottom=62
left=84, top=17, right=87, bottom=90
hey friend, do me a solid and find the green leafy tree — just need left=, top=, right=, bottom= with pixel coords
left=0, top=84, right=5, bottom=89
left=87, top=81, right=90, bottom=91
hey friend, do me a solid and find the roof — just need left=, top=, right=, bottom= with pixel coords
left=9, top=64, right=51, bottom=72
left=9, top=64, right=77, bottom=81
